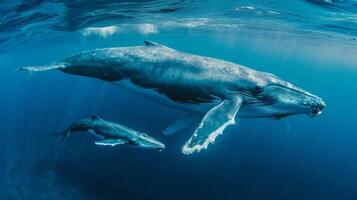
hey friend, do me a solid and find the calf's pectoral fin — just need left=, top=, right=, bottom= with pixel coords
left=181, top=96, right=243, bottom=155
left=95, top=139, right=127, bottom=146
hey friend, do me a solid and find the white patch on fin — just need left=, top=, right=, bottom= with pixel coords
left=181, top=96, right=243, bottom=155
left=95, top=139, right=126, bottom=146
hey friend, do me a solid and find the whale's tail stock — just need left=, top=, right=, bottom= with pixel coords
left=16, top=62, right=66, bottom=72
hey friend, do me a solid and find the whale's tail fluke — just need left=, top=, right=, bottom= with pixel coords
left=16, top=62, right=66, bottom=72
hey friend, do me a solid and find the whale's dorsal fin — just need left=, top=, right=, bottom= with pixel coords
left=182, top=95, right=243, bottom=155
left=91, top=115, right=103, bottom=121
left=144, top=40, right=166, bottom=48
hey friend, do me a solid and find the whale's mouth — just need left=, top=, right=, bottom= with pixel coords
left=310, top=106, right=323, bottom=117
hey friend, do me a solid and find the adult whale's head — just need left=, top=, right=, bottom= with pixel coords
left=240, top=72, right=326, bottom=119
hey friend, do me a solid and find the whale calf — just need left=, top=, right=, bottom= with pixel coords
left=58, top=115, right=165, bottom=151
left=18, top=41, right=325, bottom=154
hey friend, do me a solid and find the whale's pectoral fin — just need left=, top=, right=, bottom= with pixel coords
left=95, top=139, right=127, bottom=146
left=162, top=113, right=203, bottom=136
left=16, top=62, right=66, bottom=72
left=181, top=96, right=243, bottom=155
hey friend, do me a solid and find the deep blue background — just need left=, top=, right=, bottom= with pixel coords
left=1, top=31, right=357, bottom=200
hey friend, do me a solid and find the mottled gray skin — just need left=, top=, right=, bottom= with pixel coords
left=61, top=116, right=165, bottom=151
left=18, top=41, right=326, bottom=154
left=55, top=41, right=325, bottom=118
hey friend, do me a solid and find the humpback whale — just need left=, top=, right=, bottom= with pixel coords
left=58, top=115, right=165, bottom=151
left=18, top=41, right=325, bottom=154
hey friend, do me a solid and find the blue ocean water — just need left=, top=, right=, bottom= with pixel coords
left=1, top=0, right=357, bottom=199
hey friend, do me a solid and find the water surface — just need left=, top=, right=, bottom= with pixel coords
left=1, top=0, right=357, bottom=199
